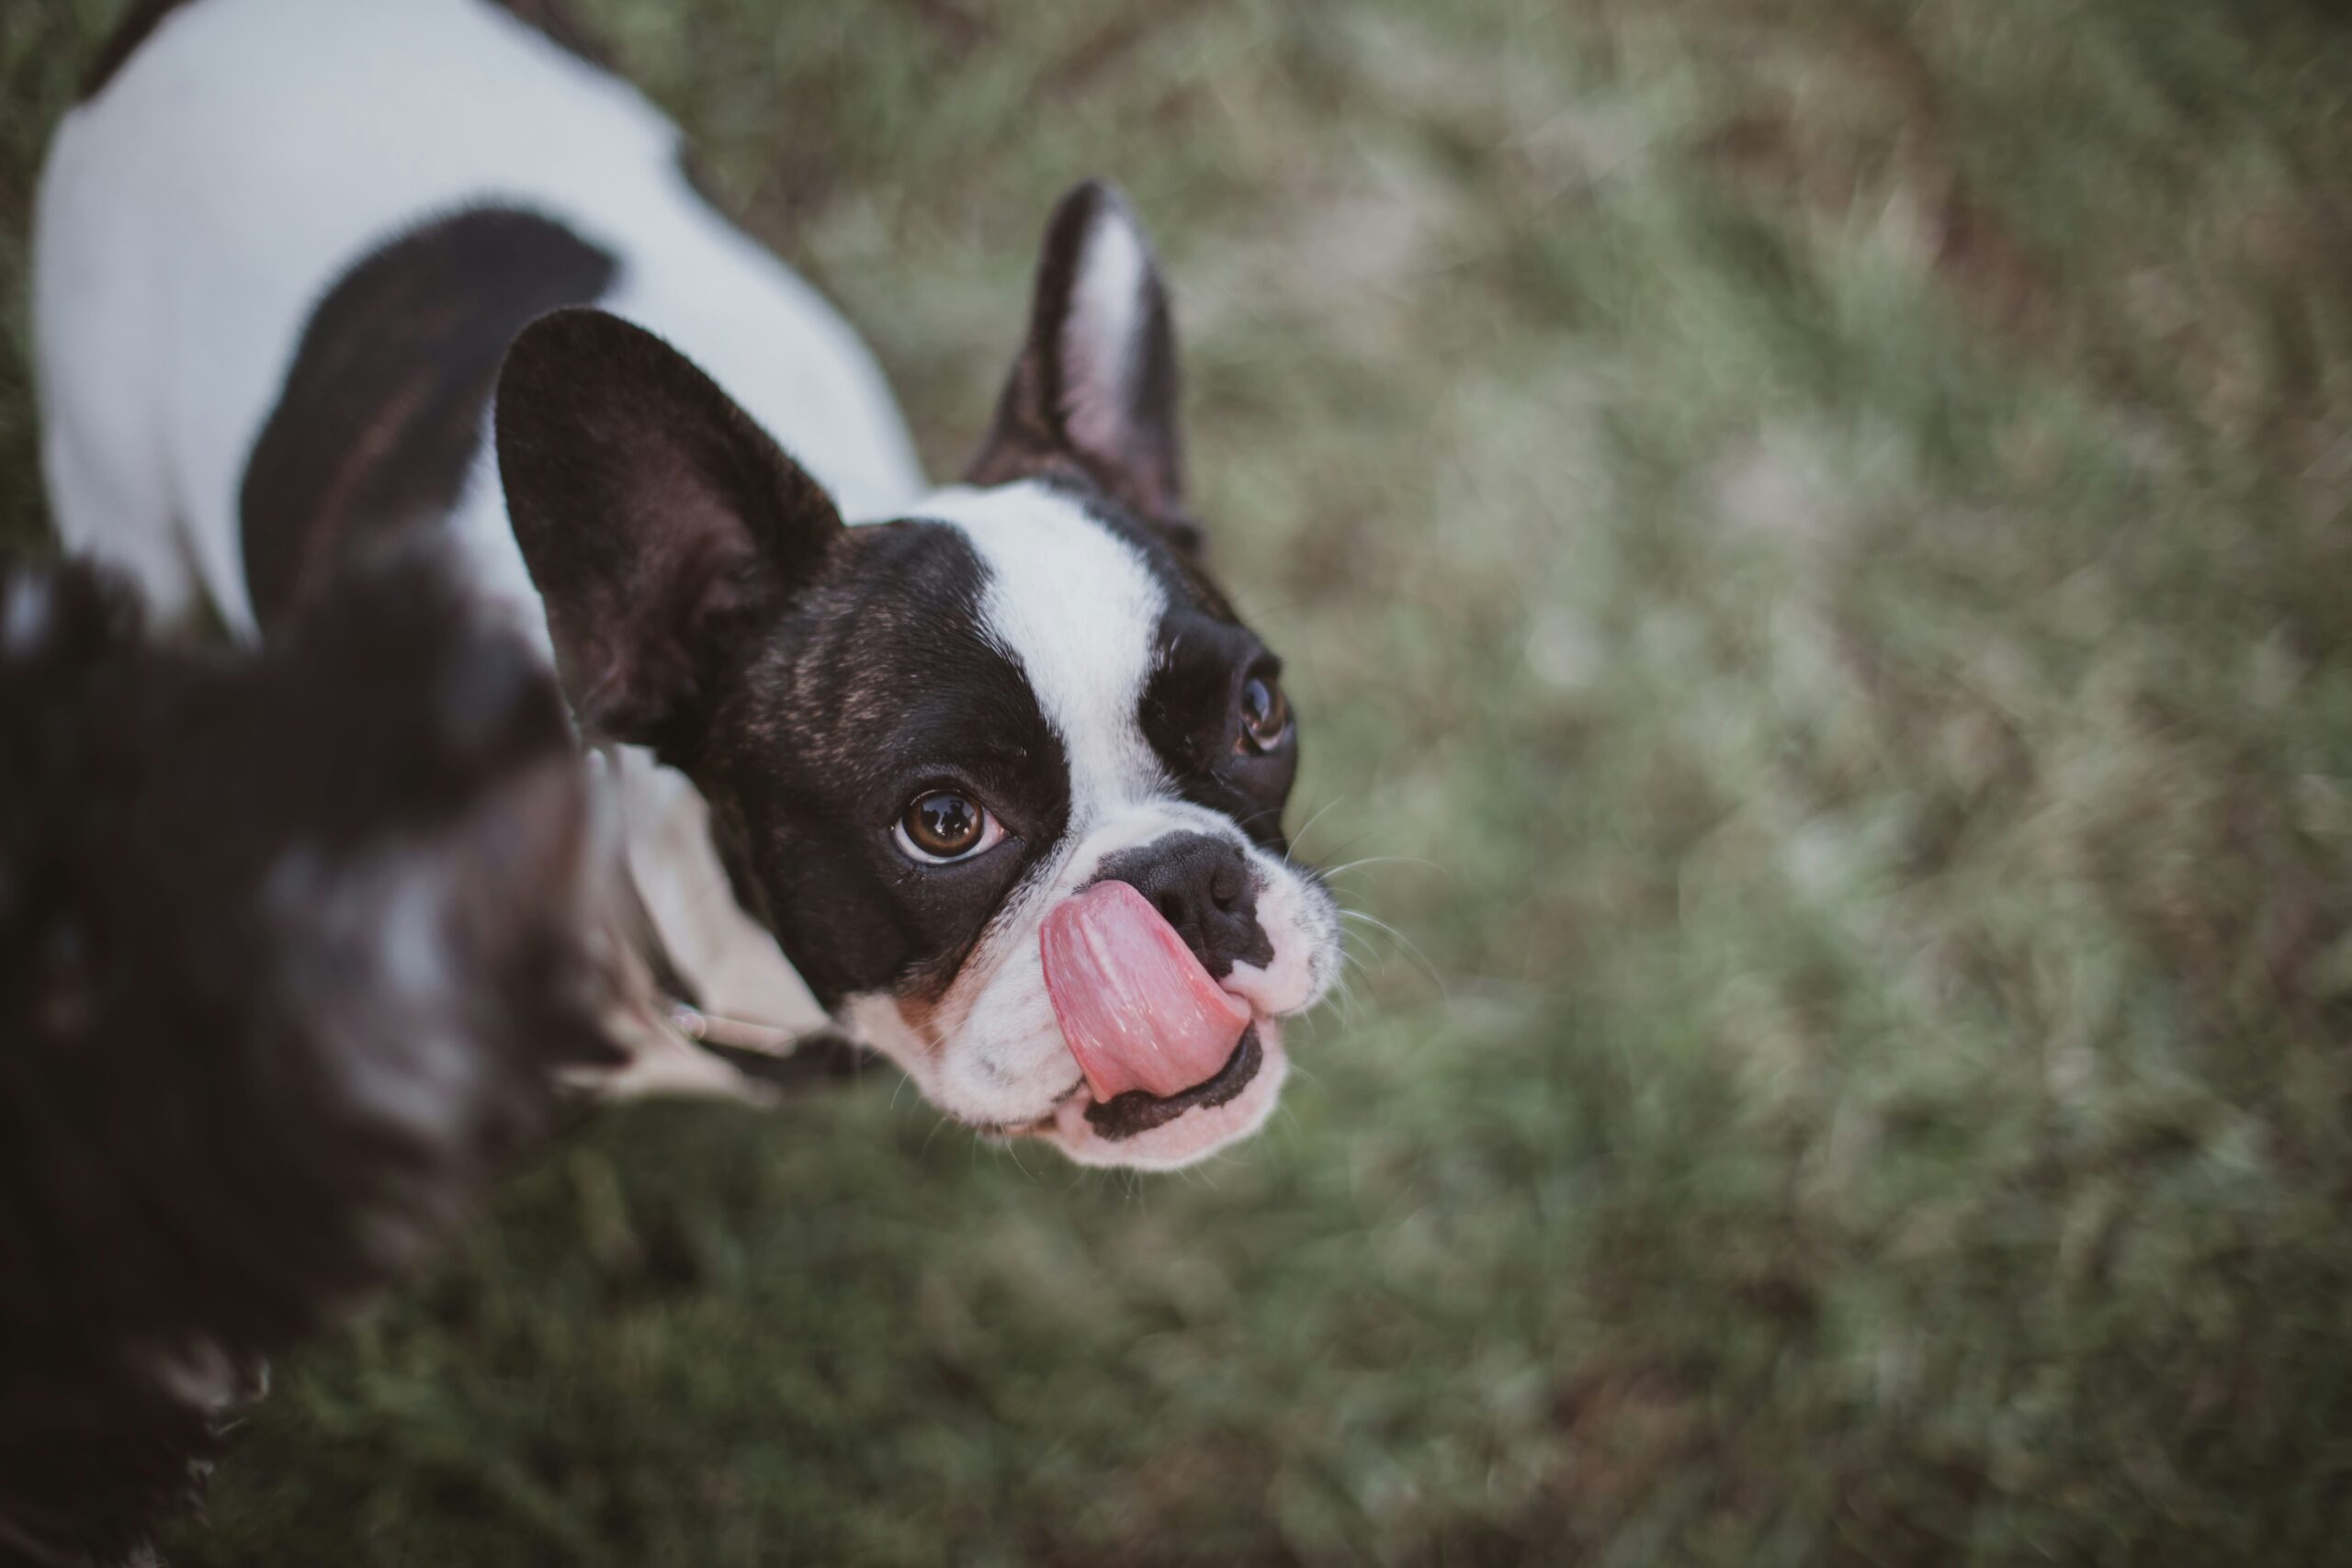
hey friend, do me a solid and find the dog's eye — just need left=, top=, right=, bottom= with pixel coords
left=895, top=790, right=1005, bottom=863
left=1238, top=675, right=1291, bottom=754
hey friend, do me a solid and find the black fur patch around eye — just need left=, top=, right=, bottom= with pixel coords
left=240, top=208, right=617, bottom=634
left=1139, top=604, right=1297, bottom=852
left=693, top=522, right=1073, bottom=1010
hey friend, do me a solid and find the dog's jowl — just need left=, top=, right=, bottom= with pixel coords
left=36, top=0, right=1342, bottom=1168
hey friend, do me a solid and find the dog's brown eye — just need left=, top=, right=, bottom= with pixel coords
left=1238, top=675, right=1291, bottom=753
left=896, top=790, right=1003, bottom=863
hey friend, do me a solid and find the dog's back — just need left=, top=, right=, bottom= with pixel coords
left=36, top=0, right=888, bottom=1040
left=36, top=0, right=922, bottom=636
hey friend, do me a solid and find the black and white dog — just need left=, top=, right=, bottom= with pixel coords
left=36, top=0, right=1343, bottom=1168
left=0, top=547, right=621, bottom=1567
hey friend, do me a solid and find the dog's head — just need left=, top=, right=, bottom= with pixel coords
left=0, top=547, right=620, bottom=1567
left=497, top=182, right=1340, bottom=1168
left=0, top=546, right=616, bottom=1348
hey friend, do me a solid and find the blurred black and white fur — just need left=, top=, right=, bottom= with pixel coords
left=0, top=547, right=624, bottom=1568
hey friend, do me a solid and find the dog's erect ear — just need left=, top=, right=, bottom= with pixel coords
left=967, top=180, right=1199, bottom=553
left=495, top=309, right=842, bottom=751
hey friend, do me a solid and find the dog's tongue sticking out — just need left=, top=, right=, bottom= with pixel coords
left=1042, top=881, right=1253, bottom=1101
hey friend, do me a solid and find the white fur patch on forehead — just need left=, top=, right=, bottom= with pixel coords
left=918, top=481, right=1166, bottom=816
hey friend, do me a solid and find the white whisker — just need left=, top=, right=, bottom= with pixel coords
left=1317, top=854, right=1449, bottom=882
left=1339, top=907, right=1447, bottom=998
left=1284, top=795, right=1347, bottom=861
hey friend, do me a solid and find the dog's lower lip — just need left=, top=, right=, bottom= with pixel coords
left=1080, top=1026, right=1264, bottom=1142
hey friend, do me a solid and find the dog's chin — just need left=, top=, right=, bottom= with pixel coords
left=1018, top=1021, right=1290, bottom=1171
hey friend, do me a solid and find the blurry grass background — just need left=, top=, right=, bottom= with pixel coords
left=7, top=0, right=2352, bottom=1562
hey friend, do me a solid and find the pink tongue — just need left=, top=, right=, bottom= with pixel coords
left=1041, top=880, right=1253, bottom=1102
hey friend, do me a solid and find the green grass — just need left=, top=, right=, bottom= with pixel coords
left=8, top=0, right=2352, bottom=1562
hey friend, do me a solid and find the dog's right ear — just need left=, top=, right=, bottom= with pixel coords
left=495, top=309, right=842, bottom=753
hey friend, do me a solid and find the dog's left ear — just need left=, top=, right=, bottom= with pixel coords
left=967, top=180, right=1200, bottom=554
left=495, top=309, right=843, bottom=755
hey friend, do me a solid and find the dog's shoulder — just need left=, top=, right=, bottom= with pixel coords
left=242, top=207, right=619, bottom=633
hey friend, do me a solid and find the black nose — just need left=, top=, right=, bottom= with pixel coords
left=1092, top=832, right=1274, bottom=979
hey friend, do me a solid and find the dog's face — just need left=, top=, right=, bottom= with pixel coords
left=498, top=183, right=1340, bottom=1168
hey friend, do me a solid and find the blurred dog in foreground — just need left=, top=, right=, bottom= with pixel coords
left=38, top=0, right=1342, bottom=1168
left=0, top=547, right=624, bottom=1567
